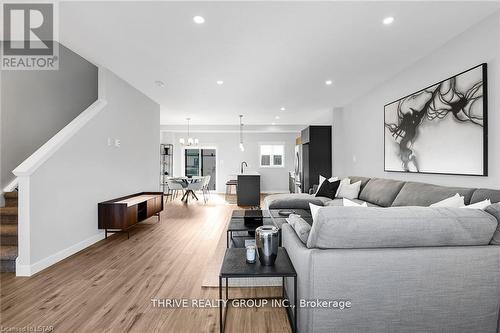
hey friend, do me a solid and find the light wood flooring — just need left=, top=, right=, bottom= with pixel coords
left=0, top=194, right=291, bottom=333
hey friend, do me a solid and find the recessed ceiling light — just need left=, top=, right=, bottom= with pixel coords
left=155, top=80, right=165, bottom=88
left=193, top=16, right=205, bottom=24
left=216, top=80, right=224, bottom=85
left=275, top=116, right=280, bottom=120
left=280, top=107, right=286, bottom=111
left=383, top=17, right=394, bottom=25
left=325, top=80, right=333, bottom=86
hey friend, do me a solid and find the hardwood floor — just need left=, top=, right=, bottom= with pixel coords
left=0, top=194, right=291, bottom=333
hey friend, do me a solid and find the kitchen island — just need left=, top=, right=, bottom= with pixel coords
left=234, top=172, right=261, bottom=206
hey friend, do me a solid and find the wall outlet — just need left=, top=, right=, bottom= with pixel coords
left=114, top=139, right=121, bottom=147
left=352, top=155, right=357, bottom=163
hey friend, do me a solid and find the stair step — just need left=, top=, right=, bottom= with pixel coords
left=0, top=245, right=17, bottom=272
left=0, top=224, right=17, bottom=235
left=3, top=192, right=18, bottom=207
left=0, top=245, right=17, bottom=260
left=1, top=193, right=18, bottom=272
left=0, top=224, right=17, bottom=246
left=0, top=207, right=18, bottom=216
left=0, top=207, right=18, bottom=224
left=1, top=260, right=15, bottom=272
left=5, top=198, right=18, bottom=207
left=0, top=234, right=17, bottom=246
left=4, top=192, right=18, bottom=199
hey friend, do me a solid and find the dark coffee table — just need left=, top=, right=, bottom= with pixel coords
left=219, top=247, right=297, bottom=333
left=227, top=209, right=312, bottom=248
left=226, top=210, right=272, bottom=248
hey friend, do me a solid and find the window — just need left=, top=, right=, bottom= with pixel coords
left=260, top=144, right=284, bottom=167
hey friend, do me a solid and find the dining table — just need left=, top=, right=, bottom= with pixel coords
left=170, top=177, right=203, bottom=203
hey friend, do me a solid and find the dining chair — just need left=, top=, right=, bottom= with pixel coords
left=166, top=179, right=185, bottom=201
left=202, top=175, right=211, bottom=203
left=163, top=181, right=172, bottom=200
left=186, top=179, right=204, bottom=202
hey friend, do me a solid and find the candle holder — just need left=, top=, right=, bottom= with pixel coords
left=246, top=245, right=256, bottom=264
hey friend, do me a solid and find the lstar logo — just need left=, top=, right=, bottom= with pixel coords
left=1, top=2, right=59, bottom=70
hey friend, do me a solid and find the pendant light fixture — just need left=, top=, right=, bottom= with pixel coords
left=239, top=115, right=245, bottom=152
left=179, top=117, right=199, bottom=146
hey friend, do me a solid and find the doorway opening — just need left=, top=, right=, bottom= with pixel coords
left=184, top=148, right=217, bottom=191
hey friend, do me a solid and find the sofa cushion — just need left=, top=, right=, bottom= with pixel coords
left=306, top=206, right=498, bottom=249
left=325, top=198, right=381, bottom=207
left=471, top=188, right=500, bottom=204
left=391, top=182, right=475, bottom=207
left=358, top=178, right=405, bottom=207
left=264, top=193, right=330, bottom=210
left=484, top=203, right=500, bottom=245
left=348, top=176, right=371, bottom=192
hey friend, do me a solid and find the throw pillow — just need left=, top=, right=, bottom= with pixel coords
left=461, top=199, right=492, bottom=210
left=336, top=181, right=361, bottom=199
left=484, top=203, right=500, bottom=245
left=291, top=217, right=312, bottom=244
left=429, top=193, right=465, bottom=208
left=316, top=175, right=339, bottom=194
left=316, top=180, right=341, bottom=199
left=335, top=178, right=351, bottom=196
left=286, top=214, right=303, bottom=228
left=309, top=203, right=322, bottom=222
left=343, top=198, right=368, bottom=207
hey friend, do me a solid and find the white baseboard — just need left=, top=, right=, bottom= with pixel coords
left=15, top=257, right=30, bottom=276
left=16, top=232, right=105, bottom=277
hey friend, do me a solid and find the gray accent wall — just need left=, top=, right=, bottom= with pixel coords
left=1, top=43, right=98, bottom=190
left=333, top=12, right=500, bottom=189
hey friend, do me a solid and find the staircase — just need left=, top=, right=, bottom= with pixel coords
left=1, top=192, right=18, bottom=272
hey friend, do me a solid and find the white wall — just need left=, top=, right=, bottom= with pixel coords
left=18, top=69, right=159, bottom=273
left=333, top=12, right=500, bottom=189
left=161, top=131, right=297, bottom=193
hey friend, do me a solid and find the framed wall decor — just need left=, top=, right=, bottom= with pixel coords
left=384, top=63, right=488, bottom=176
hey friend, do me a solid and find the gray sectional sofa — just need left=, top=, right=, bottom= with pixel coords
left=265, top=176, right=500, bottom=209
left=271, top=177, right=500, bottom=333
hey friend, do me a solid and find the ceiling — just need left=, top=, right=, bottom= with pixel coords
left=59, top=1, right=500, bottom=125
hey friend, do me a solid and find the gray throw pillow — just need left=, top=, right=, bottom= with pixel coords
left=485, top=203, right=500, bottom=245
left=286, top=214, right=302, bottom=228
left=291, top=217, right=311, bottom=244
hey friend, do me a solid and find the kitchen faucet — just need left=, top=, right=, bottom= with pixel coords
left=240, top=161, right=248, bottom=174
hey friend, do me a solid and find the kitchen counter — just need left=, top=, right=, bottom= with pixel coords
left=229, top=171, right=260, bottom=176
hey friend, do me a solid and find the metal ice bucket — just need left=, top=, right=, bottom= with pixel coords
left=255, top=226, right=279, bottom=266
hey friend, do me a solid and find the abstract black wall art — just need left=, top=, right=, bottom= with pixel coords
left=384, top=64, right=487, bottom=176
